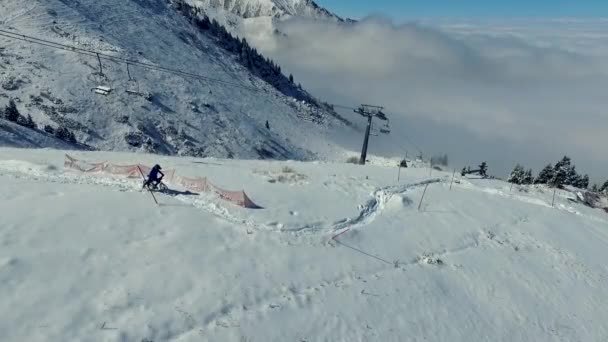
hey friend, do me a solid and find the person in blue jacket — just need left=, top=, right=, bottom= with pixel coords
left=143, top=164, right=164, bottom=189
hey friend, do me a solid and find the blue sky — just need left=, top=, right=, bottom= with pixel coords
left=315, top=0, right=608, bottom=20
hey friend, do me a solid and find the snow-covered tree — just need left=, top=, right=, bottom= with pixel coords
left=55, top=126, right=77, bottom=143
left=551, top=156, right=571, bottom=187
left=566, top=164, right=579, bottom=186
left=574, top=174, right=590, bottom=189
left=23, top=114, right=36, bottom=129
left=3, top=100, right=21, bottom=122
left=600, top=180, right=608, bottom=193
left=523, top=169, right=534, bottom=185
left=43, top=125, right=54, bottom=134
left=508, top=164, right=525, bottom=184
left=289, top=74, right=294, bottom=83
left=535, top=164, right=554, bottom=184
left=592, top=184, right=599, bottom=192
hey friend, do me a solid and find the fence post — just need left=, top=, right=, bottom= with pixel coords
left=418, top=183, right=429, bottom=212
left=397, top=164, right=401, bottom=183
left=449, top=169, right=456, bottom=190
left=138, top=166, right=158, bottom=205
left=552, top=187, right=557, bottom=207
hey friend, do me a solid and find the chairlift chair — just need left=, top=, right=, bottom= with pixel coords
left=92, top=85, right=112, bottom=96
left=90, top=54, right=113, bottom=96
left=369, top=123, right=379, bottom=136
left=126, top=78, right=142, bottom=96
left=380, top=119, right=391, bottom=134
left=125, top=62, right=145, bottom=96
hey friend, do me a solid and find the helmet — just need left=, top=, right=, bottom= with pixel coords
left=153, top=164, right=161, bottom=170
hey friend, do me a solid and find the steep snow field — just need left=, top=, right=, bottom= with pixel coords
left=1, top=147, right=607, bottom=341
left=0, top=0, right=348, bottom=159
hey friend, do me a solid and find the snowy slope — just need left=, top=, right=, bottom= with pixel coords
left=0, top=0, right=349, bottom=159
left=0, top=118, right=85, bottom=150
left=1, top=147, right=608, bottom=341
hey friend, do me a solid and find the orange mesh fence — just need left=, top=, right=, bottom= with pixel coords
left=64, top=155, right=262, bottom=209
left=208, top=182, right=263, bottom=209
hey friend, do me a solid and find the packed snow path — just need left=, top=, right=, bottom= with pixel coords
left=1, top=148, right=608, bottom=342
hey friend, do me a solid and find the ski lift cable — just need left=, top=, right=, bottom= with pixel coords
left=0, top=29, right=262, bottom=92
left=0, top=29, right=383, bottom=120
left=3, top=23, right=426, bottom=156
left=0, top=29, right=245, bottom=89
left=333, top=104, right=358, bottom=111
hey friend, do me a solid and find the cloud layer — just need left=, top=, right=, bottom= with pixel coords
left=247, top=17, right=608, bottom=181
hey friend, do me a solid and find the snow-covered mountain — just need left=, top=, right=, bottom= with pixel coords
left=181, top=0, right=349, bottom=53
left=0, top=0, right=351, bottom=159
left=185, top=0, right=342, bottom=20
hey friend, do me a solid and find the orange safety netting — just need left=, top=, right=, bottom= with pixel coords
left=64, top=154, right=262, bottom=209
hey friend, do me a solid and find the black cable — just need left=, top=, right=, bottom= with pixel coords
left=0, top=29, right=261, bottom=92
left=0, top=29, right=380, bottom=121
left=333, top=104, right=357, bottom=111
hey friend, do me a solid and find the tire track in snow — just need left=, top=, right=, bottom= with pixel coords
left=0, top=161, right=440, bottom=237
left=328, top=178, right=442, bottom=233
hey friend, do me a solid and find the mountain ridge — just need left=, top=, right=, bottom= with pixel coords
left=184, top=0, right=343, bottom=21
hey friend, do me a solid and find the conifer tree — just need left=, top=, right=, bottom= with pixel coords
left=4, top=100, right=20, bottom=122
left=523, top=169, right=534, bottom=185
left=24, top=114, right=36, bottom=129
left=600, top=180, right=608, bottom=193
left=508, top=164, right=525, bottom=184
left=535, top=164, right=554, bottom=184
left=576, top=174, right=590, bottom=189
left=551, top=156, right=571, bottom=187
left=566, top=164, right=579, bottom=186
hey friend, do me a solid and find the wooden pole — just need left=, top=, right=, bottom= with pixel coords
left=418, top=184, right=429, bottom=212
left=397, top=164, right=401, bottom=183
left=552, top=187, right=557, bottom=208
left=138, top=166, right=158, bottom=205
left=449, top=169, right=456, bottom=190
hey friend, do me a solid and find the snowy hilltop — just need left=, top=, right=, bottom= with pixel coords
left=181, top=0, right=351, bottom=52
left=184, top=0, right=342, bottom=20
left=0, top=0, right=351, bottom=159
left=1, top=147, right=608, bottom=341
